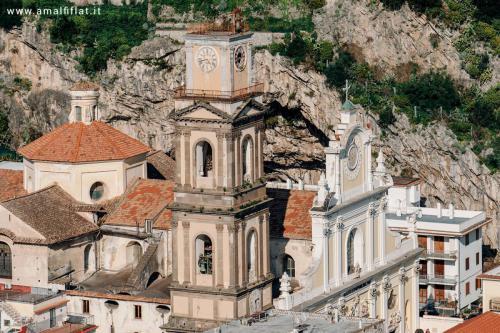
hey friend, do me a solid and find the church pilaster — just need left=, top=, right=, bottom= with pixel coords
left=216, top=224, right=224, bottom=287
left=381, top=275, right=391, bottom=333
left=334, top=217, right=343, bottom=286
left=322, top=225, right=331, bottom=292
left=367, top=203, right=376, bottom=271
left=379, top=198, right=387, bottom=265
left=399, top=267, right=407, bottom=333
left=182, top=221, right=191, bottom=285
left=171, top=220, right=179, bottom=284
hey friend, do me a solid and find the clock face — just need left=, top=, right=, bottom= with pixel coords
left=344, top=136, right=362, bottom=180
left=347, top=143, right=359, bottom=170
left=196, top=46, right=218, bottom=73
left=234, top=46, right=246, bottom=71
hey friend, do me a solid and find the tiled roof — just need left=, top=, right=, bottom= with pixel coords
left=444, top=311, right=500, bottom=333
left=268, top=188, right=316, bottom=240
left=69, top=81, right=99, bottom=91
left=146, top=150, right=176, bottom=181
left=18, top=121, right=150, bottom=163
left=0, top=169, right=26, bottom=202
left=105, top=178, right=174, bottom=230
left=1, top=185, right=98, bottom=244
left=392, top=176, right=421, bottom=187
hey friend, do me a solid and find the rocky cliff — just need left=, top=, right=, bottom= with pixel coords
left=0, top=16, right=498, bottom=245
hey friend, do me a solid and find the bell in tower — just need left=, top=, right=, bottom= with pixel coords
left=164, top=11, right=273, bottom=333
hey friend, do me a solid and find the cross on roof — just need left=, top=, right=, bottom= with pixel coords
left=342, top=80, right=351, bottom=102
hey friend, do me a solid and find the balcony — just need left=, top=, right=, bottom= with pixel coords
left=424, top=249, right=457, bottom=261
left=419, top=299, right=457, bottom=317
left=174, top=83, right=264, bottom=102
left=419, top=274, right=457, bottom=285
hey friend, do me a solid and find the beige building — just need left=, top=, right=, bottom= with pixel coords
left=163, top=22, right=272, bottom=332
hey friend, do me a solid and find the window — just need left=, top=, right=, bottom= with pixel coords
left=82, top=300, right=90, bottom=314
left=195, top=235, right=212, bottom=275
left=465, top=282, right=470, bottom=295
left=50, top=308, right=56, bottom=328
left=4, top=320, right=10, bottom=326
left=247, top=231, right=257, bottom=282
left=0, top=242, right=12, bottom=278
left=134, top=305, right=142, bottom=319
left=465, top=257, right=470, bottom=270
left=465, top=233, right=470, bottom=246
left=476, top=252, right=480, bottom=265
left=283, top=254, right=295, bottom=278
left=89, top=182, right=105, bottom=201
left=242, top=137, right=253, bottom=183
left=347, top=229, right=362, bottom=274
left=476, top=278, right=481, bottom=290
left=84, top=244, right=92, bottom=272
left=195, top=141, right=213, bottom=177
left=144, top=219, right=152, bottom=234
left=92, top=105, right=97, bottom=121
left=476, top=228, right=480, bottom=240
left=418, top=235, right=427, bottom=249
left=75, top=106, right=82, bottom=121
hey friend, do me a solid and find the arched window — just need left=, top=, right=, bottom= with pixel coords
left=247, top=231, right=257, bottom=282
left=242, top=137, right=253, bottom=182
left=347, top=229, right=356, bottom=274
left=0, top=242, right=11, bottom=278
left=92, top=105, right=97, bottom=121
left=347, top=228, right=363, bottom=275
left=83, top=244, right=92, bottom=272
left=283, top=254, right=295, bottom=278
left=75, top=106, right=82, bottom=121
left=89, top=182, right=105, bottom=201
left=195, top=141, right=213, bottom=177
left=126, top=242, right=142, bottom=267
left=196, top=235, right=212, bottom=275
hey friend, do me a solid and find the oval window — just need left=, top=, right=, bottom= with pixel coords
left=90, top=182, right=105, bottom=201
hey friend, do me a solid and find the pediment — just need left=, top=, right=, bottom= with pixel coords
left=183, top=108, right=224, bottom=120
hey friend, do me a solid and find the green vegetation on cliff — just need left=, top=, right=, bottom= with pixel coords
left=268, top=32, right=500, bottom=172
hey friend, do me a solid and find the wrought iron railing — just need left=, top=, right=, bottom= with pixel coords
left=425, top=249, right=457, bottom=260
left=419, top=274, right=457, bottom=285
left=174, top=83, right=264, bottom=102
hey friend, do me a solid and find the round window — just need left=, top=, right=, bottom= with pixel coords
left=90, top=182, right=105, bottom=201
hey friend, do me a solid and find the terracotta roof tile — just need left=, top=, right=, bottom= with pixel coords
left=268, top=188, right=316, bottom=240
left=392, top=176, right=421, bottom=187
left=105, top=178, right=174, bottom=230
left=444, top=311, right=500, bottom=333
left=0, top=169, right=26, bottom=201
left=18, top=121, right=150, bottom=163
left=146, top=150, right=176, bottom=181
left=1, top=185, right=98, bottom=244
left=69, top=81, right=99, bottom=91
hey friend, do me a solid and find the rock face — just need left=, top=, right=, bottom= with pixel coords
left=0, top=22, right=498, bottom=246
left=314, top=0, right=470, bottom=83
left=380, top=115, right=500, bottom=246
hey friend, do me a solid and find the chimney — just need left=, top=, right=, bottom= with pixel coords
left=449, top=203, right=455, bottom=219
left=286, top=178, right=293, bottom=190
left=437, top=203, right=442, bottom=218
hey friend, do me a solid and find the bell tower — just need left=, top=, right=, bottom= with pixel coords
left=164, top=13, right=273, bottom=333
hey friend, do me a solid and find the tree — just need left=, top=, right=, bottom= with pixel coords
left=0, top=0, right=23, bottom=30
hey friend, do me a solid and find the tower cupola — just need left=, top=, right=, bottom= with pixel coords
left=69, top=82, right=100, bottom=124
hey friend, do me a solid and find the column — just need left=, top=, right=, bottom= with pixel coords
left=225, top=133, right=234, bottom=189
left=264, top=213, right=270, bottom=274
left=382, top=275, right=391, bottom=333
left=413, top=260, right=420, bottom=330
left=240, top=221, right=247, bottom=286
left=379, top=198, right=387, bottom=265
left=234, top=133, right=242, bottom=187
left=258, top=216, right=265, bottom=280
left=182, top=221, right=191, bottom=285
left=228, top=224, right=237, bottom=288
left=323, top=225, right=330, bottom=292
left=216, top=224, right=224, bottom=287
left=399, top=267, right=406, bottom=333
left=367, top=203, right=375, bottom=271
left=172, top=220, right=179, bottom=284
left=335, top=217, right=343, bottom=286
left=234, top=223, right=240, bottom=288
left=369, top=282, right=377, bottom=318
left=216, top=133, right=224, bottom=189
left=183, top=131, right=191, bottom=188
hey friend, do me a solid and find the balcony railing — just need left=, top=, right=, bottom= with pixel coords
left=67, top=312, right=95, bottom=325
left=419, top=300, right=457, bottom=317
left=174, top=83, right=264, bottom=102
left=424, top=249, right=457, bottom=260
left=419, top=274, right=457, bottom=285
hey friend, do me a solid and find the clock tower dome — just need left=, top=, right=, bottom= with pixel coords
left=164, top=13, right=272, bottom=333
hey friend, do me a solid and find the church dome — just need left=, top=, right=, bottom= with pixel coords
left=18, top=121, right=150, bottom=163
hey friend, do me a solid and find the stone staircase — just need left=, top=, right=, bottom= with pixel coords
left=0, top=301, right=25, bottom=326
left=122, top=242, right=159, bottom=291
